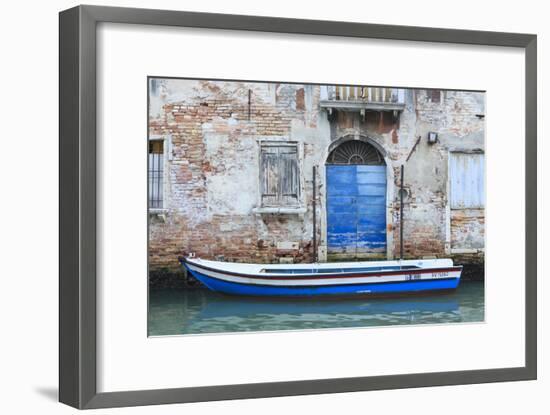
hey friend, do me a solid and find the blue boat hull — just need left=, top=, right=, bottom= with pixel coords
left=186, top=268, right=460, bottom=298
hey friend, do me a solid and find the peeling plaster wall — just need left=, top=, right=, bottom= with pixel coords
left=149, top=80, right=485, bottom=272
left=149, top=79, right=328, bottom=271
left=324, top=89, right=485, bottom=260
left=411, top=90, right=485, bottom=259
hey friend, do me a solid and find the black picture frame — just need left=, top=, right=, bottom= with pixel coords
left=59, top=5, right=537, bottom=409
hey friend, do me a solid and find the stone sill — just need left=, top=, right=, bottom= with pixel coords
left=451, top=248, right=485, bottom=254
left=252, top=206, right=307, bottom=215
left=149, top=208, right=169, bottom=215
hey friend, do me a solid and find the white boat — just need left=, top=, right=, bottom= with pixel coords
left=179, top=256, right=462, bottom=297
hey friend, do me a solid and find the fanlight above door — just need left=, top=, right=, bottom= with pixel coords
left=326, top=140, right=385, bottom=165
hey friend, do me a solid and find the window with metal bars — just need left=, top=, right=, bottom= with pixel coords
left=148, top=140, right=164, bottom=209
left=260, top=143, right=300, bottom=207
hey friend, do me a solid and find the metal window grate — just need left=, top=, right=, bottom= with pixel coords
left=326, top=140, right=385, bottom=165
left=428, top=89, right=441, bottom=103
left=148, top=140, right=164, bottom=209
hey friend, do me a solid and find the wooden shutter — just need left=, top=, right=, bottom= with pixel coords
left=280, top=146, right=299, bottom=205
left=450, top=152, right=485, bottom=209
left=260, top=146, right=280, bottom=206
left=260, top=143, right=300, bottom=206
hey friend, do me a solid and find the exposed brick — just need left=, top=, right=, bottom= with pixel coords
left=148, top=81, right=485, bottom=271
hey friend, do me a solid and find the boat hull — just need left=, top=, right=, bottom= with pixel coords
left=188, top=270, right=460, bottom=297
left=181, top=257, right=462, bottom=298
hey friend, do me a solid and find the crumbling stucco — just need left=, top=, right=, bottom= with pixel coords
left=149, top=79, right=485, bottom=272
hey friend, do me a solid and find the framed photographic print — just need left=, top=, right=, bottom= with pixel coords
left=147, top=78, right=486, bottom=336
left=59, top=5, right=537, bottom=409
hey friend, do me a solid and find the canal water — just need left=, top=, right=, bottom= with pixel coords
left=148, top=281, right=484, bottom=336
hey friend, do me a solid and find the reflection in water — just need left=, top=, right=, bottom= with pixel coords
left=148, top=281, right=484, bottom=336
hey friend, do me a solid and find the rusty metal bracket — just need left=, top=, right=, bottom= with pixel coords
left=406, top=135, right=422, bottom=162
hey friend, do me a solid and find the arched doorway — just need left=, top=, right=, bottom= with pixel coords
left=326, top=138, right=387, bottom=259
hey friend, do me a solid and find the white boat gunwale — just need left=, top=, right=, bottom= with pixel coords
left=182, top=257, right=462, bottom=280
left=185, top=266, right=462, bottom=287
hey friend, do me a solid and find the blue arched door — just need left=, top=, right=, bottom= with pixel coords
left=326, top=140, right=387, bottom=259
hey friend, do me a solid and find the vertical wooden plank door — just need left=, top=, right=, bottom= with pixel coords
left=326, top=165, right=387, bottom=259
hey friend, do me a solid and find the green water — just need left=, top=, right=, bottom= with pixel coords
left=148, top=281, right=484, bottom=336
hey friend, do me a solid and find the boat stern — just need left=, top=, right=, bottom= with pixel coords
left=178, top=255, right=219, bottom=292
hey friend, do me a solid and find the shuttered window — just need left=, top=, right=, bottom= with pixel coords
left=449, top=152, right=485, bottom=209
left=260, top=143, right=300, bottom=207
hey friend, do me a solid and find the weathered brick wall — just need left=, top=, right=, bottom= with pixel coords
left=411, top=90, right=485, bottom=259
left=149, top=80, right=323, bottom=271
left=325, top=89, right=485, bottom=260
left=451, top=210, right=485, bottom=249
left=149, top=80, right=485, bottom=272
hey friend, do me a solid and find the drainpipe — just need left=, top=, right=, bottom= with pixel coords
left=400, top=165, right=404, bottom=260
left=400, top=136, right=421, bottom=260
left=312, top=165, right=317, bottom=262
left=399, top=164, right=405, bottom=259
